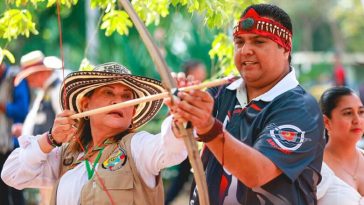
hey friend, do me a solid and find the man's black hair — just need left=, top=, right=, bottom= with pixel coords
left=243, top=4, right=292, bottom=34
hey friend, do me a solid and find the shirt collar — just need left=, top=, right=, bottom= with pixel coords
left=227, top=67, right=299, bottom=104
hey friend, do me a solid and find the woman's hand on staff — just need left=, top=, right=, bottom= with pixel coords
left=171, top=72, right=201, bottom=88
left=166, top=72, right=214, bottom=136
left=174, top=90, right=215, bottom=135
left=166, top=72, right=197, bottom=137
left=167, top=71, right=202, bottom=122
left=51, top=110, right=79, bottom=143
left=38, top=110, right=79, bottom=153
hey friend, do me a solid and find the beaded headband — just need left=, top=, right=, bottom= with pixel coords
left=233, top=8, right=292, bottom=51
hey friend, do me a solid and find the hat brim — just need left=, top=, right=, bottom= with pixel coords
left=14, top=66, right=55, bottom=86
left=15, top=56, right=62, bottom=86
left=60, top=71, right=165, bottom=129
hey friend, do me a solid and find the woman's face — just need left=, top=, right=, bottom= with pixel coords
left=81, top=83, right=135, bottom=133
left=324, top=94, right=364, bottom=143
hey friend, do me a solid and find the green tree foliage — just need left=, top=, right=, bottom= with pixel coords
left=7, top=0, right=78, bottom=7
left=331, top=0, right=364, bottom=52
left=0, top=9, right=38, bottom=40
left=272, top=0, right=364, bottom=53
left=101, top=10, right=133, bottom=36
left=0, top=47, right=15, bottom=63
left=209, top=33, right=236, bottom=76
left=269, top=0, right=364, bottom=87
left=0, top=0, right=258, bottom=74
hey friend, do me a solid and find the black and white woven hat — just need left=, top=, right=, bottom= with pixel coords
left=60, top=62, right=165, bottom=129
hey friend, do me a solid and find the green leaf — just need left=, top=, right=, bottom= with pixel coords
left=0, top=9, right=39, bottom=40
left=101, top=10, right=133, bottom=36
left=2, top=49, right=16, bottom=63
left=209, top=33, right=236, bottom=76
left=46, top=0, right=78, bottom=7
left=90, top=0, right=113, bottom=9
left=133, top=0, right=170, bottom=26
left=79, top=58, right=94, bottom=71
left=0, top=48, right=16, bottom=64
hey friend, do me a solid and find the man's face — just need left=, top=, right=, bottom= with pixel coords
left=233, top=33, right=290, bottom=89
left=27, top=70, right=50, bottom=88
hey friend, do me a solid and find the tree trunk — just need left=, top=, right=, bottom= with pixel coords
left=328, top=20, right=346, bottom=54
left=85, top=0, right=99, bottom=62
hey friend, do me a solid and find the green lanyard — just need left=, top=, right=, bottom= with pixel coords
left=85, top=147, right=104, bottom=180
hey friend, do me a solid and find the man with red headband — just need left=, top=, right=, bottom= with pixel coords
left=170, top=4, right=325, bottom=205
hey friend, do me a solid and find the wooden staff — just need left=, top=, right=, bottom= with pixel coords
left=70, top=76, right=236, bottom=119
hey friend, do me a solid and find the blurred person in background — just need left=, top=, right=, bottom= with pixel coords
left=0, top=60, right=30, bottom=205
left=12, top=50, right=64, bottom=205
left=333, top=54, right=346, bottom=87
left=165, top=60, right=206, bottom=205
left=16, top=50, right=64, bottom=136
left=317, top=86, right=364, bottom=204
left=182, top=60, right=207, bottom=83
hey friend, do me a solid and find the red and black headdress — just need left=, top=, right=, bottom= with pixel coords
left=233, top=8, right=292, bottom=52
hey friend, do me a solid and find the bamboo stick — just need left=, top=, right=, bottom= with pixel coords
left=70, top=76, right=236, bottom=119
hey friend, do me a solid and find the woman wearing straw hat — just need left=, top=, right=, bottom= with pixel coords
left=1, top=62, right=187, bottom=205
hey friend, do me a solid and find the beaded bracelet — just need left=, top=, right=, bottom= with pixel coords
left=196, top=118, right=224, bottom=143
left=47, top=128, right=62, bottom=147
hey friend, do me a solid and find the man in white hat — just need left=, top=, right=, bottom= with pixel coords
left=14, top=50, right=64, bottom=205
left=15, top=50, right=64, bottom=136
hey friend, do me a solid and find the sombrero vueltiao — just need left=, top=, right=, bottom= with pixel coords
left=60, top=62, right=165, bottom=129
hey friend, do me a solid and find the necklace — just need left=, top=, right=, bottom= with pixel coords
left=85, top=148, right=104, bottom=180
left=331, top=151, right=360, bottom=181
left=73, top=139, right=114, bottom=179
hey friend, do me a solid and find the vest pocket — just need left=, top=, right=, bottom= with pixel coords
left=81, top=170, right=134, bottom=205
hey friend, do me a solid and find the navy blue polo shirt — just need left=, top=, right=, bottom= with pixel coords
left=190, top=70, right=325, bottom=205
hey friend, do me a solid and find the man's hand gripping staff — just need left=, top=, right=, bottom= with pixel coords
left=117, top=1, right=209, bottom=204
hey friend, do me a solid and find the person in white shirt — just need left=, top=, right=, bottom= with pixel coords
left=318, top=86, right=364, bottom=205
left=1, top=62, right=187, bottom=205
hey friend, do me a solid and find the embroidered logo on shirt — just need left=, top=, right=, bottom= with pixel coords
left=102, top=145, right=127, bottom=171
left=268, top=124, right=305, bottom=152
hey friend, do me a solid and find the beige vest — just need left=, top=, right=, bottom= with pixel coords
left=51, top=133, right=164, bottom=205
